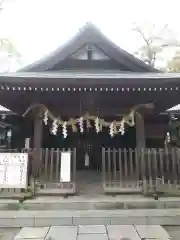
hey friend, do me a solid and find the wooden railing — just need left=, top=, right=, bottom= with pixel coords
left=33, top=148, right=76, bottom=195
left=0, top=147, right=180, bottom=197
left=102, top=148, right=180, bottom=195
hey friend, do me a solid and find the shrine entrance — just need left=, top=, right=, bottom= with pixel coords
left=75, top=129, right=102, bottom=195
left=76, top=126, right=137, bottom=195
left=41, top=117, right=136, bottom=195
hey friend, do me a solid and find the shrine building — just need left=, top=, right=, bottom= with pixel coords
left=0, top=23, right=179, bottom=195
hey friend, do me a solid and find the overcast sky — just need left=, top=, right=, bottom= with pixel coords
left=0, top=0, right=179, bottom=109
left=0, top=0, right=180, bottom=69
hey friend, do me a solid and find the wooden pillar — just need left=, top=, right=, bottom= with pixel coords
left=32, top=110, right=43, bottom=176
left=136, top=112, right=145, bottom=149
left=33, top=115, right=42, bottom=150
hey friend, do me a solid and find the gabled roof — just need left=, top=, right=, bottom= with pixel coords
left=0, top=71, right=178, bottom=87
left=18, top=23, right=160, bottom=73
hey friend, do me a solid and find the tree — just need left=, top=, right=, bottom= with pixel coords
left=167, top=51, right=180, bottom=72
left=132, top=23, right=179, bottom=67
left=0, top=0, right=21, bottom=71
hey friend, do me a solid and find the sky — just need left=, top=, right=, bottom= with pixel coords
left=0, top=0, right=180, bottom=70
left=0, top=0, right=179, bottom=109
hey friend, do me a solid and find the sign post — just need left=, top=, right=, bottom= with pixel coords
left=0, top=153, right=28, bottom=189
left=60, top=152, right=71, bottom=182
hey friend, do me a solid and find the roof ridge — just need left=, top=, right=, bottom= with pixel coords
left=18, top=23, right=160, bottom=73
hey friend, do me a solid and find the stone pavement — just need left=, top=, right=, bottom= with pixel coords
left=14, top=225, right=171, bottom=240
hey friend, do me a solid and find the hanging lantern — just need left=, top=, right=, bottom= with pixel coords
left=165, top=113, right=180, bottom=146
left=167, top=120, right=178, bottom=143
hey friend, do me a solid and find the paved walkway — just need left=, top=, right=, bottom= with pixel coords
left=13, top=225, right=171, bottom=240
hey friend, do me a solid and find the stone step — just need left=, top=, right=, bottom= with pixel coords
left=22, top=196, right=180, bottom=210
left=2, top=196, right=180, bottom=211
left=0, top=209, right=180, bottom=228
left=14, top=225, right=171, bottom=240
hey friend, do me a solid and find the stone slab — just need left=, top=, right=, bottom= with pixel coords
left=46, top=226, right=77, bottom=240
left=14, top=227, right=49, bottom=240
left=135, top=225, right=171, bottom=239
left=13, top=226, right=173, bottom=240
left=77, top=234, right=108, bottom=240
left=107, top=225, right=141, bottom=240
left=78, top=225, right=106, bottom=234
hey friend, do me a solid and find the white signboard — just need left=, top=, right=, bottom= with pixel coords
left=60, top=152, right=71, bottom=182
left=0, top=153, right=28, bottom=188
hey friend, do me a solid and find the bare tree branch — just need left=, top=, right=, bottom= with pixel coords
left=133, top=23, right=179, bottom=67
left=0, top=0, right=22, bottom=71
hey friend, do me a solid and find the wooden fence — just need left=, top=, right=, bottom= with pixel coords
left=35, top=148, right=76, bottom=195
left=102, top=148, right=180, bottom=195
left=0, top=148, right=77, bottom=197
left=0, top=147, right=180, bottom=198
